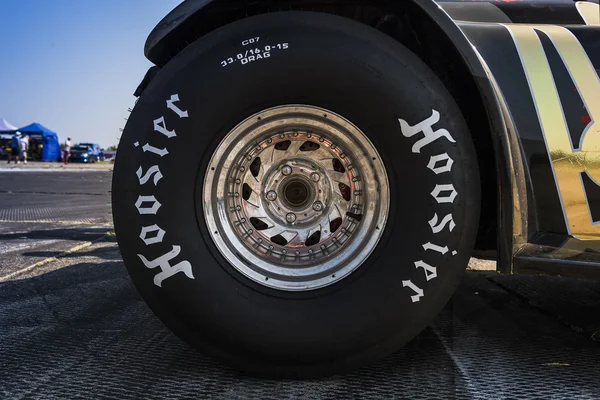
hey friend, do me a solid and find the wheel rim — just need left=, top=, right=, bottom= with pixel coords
left=203, top=105, right=390, bottom=291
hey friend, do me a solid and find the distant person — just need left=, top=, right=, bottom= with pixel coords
left=20, top=134, right=29, bottom=164
left=64, top=137, right=72, bottom=165
left=7, top=132, right=21, bottom=164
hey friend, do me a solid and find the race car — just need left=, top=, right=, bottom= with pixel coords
left=112, top=0, right=600, bottom=378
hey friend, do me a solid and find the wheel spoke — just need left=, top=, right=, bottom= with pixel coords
left=261, top=225, right=285, bottom=238
left=278, top=230, right=299, bottom=243
left=244, top=190, right=261, bottom=208
left=245, top=204, right=269, bottom=220
left=282, top=226, right=310, bottom=247
left=305, top=225, right=322, bottom=244
left=328, top=204, right=342, bottom=221
left=255, top=161, right=266, bottom=183
left=334, top=188, right=348, bottom=201
left=286, top=140, right=304, bottom=156
left=312, top=147, right=333, bottom=160
left=244, top=173, right=261, bottom=195
left=269, top=145, right=288, bottom=164
left=325, top=169, right=348, bottom=184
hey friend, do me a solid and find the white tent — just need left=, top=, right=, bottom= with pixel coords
left=0, top=118, right=18, bottom=133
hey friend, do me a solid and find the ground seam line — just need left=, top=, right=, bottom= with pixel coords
left=486, top=276, right=600, bottom=343
left=0, top=234, right=112, bottom=282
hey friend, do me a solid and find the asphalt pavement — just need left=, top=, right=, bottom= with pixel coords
left=0, top=169, right=112, bottom=279
left=1, top=168, right=599, bottom=399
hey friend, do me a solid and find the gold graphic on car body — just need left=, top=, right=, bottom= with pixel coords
left=576, top=2, right=600, bottom=26
left=504, top=24, right=600, bottom=240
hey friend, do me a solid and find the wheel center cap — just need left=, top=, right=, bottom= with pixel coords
left=283, top=179, right=310, bottom=208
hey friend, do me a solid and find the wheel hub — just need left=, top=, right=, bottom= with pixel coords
left=261, top=157, right=331, bottom=227
left=203, top=105, right=389, bottom=291
left=282, top=179, right=310, bottom=208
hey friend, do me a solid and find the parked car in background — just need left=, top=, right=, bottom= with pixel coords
left=69, top=143, right=104, bottom=163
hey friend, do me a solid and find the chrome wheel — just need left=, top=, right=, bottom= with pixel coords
left=203, top=105, right=389, bottom=290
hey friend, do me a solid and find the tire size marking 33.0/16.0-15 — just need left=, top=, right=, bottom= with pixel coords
left=221, top=42, right=289, bottom=68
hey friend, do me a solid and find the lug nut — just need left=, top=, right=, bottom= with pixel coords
left=286, top=213, right=297, bottom=223
left=310, top=172, right=320, bottom=182
left=266, top=191, right=277, bottom=201
left=282, top=165, right=292, bottom=176
left=312, top=201, right=324, bottom=212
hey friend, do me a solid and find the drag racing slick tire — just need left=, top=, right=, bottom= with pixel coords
left=112, top=11, right=480, bottom=378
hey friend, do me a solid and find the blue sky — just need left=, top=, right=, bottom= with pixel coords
left=0, top=0, right=182, bottom=148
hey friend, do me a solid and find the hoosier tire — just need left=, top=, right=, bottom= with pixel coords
left=112, top=11, right=480, bottom=378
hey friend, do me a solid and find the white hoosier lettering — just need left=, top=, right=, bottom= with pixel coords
left=422, top=242, right=449, bottom=255
left=166, top=94, right=189, bottom=119
left=431, top=184, right=458, bottom=204
left=402, top=280, right=425, bottom=303
left=136, top=165, right=163, bottom=186
left=399, top=108, right=460, bottom=304
left=399, top=109, right=456, bottom=153
left=427, top=153, right=454, bottom=174
left=138, top=245, right=194, bottom=287
left=429, top=213, right=456, bottom=233
left=135, top=93, right=195, bottom=288
left=154, top=116, right=176, bottom=138
left=142, top=143, right=169, bottom=157
left=135, top=195, right=162, bottom=215
left=139, top=224, right=166, bottom=245
left=415, top=260, right=437, bottom=281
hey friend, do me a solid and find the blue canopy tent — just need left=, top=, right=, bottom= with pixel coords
left=18, top=123, right=61, bottom=161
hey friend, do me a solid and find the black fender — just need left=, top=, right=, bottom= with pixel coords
left=141, top=0, right=516, bottom=272
left=145, top=0, right=212, bottom=65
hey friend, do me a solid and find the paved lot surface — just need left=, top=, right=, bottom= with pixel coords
left=0, top=171, right=599, bottom=399
left=0, top=171, right=112, bottom=279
